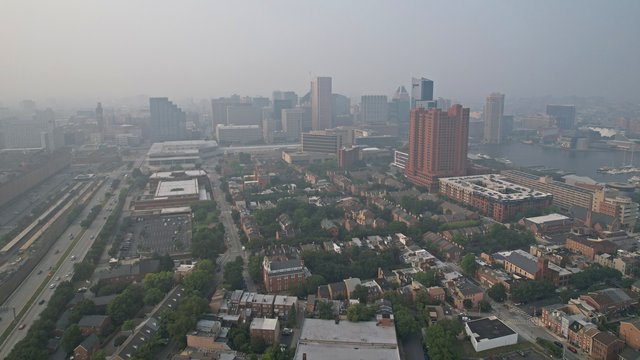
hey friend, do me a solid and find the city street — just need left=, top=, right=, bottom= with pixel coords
left=204, top=162, right=256, bottom=292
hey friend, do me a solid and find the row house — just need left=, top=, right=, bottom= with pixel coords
left=241, top=215, right=262, bottom=241
left=423, top=232, right=463, bottom=262
left=392, top=208, right=418, bottom=227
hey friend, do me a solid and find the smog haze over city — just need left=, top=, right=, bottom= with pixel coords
left=1, top=0, right=640, bottom=105
left=2, top=2, right=640, bottom=360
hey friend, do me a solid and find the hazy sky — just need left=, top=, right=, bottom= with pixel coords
left=1, top=0, right=639, bottom=105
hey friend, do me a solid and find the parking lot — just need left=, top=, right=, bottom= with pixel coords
left=123, top=214, right=192, bottom=258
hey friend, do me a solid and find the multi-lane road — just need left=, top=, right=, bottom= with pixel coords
left=0, top=167, right=130, bottom=357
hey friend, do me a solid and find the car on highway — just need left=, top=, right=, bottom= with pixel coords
left=38, top=299, right=45, bottom=305
left=49, top=283, right=56, bottom=289
left=37, top=270, right=43, bottom=275
left=55, top=276, right=60, bottom=281
left=18, top=324, right=25, bottom=330
left=70, top=255, right=76, bottom=261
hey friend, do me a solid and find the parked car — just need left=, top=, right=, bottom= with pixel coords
left=553, top=341, right=563, bottom=348
left=281, top=328, right=293, bottom=336
left=567, top=346, right=577, bottom=353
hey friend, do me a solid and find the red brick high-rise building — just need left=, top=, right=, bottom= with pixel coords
left=405, top=105, right=469, bottom=192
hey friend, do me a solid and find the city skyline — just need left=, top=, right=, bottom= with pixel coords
left=1, top=1, right=639, bottom=105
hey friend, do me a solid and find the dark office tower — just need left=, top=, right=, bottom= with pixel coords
left=252, top=97, right=270, bottom=109
left=273, top=90, right=298, bottom=106
left=389, top=86, right=410, bottom=137
left=405, top=105, right=469, bottom=192
left=411, top=77, right=434, bottom=108
left=332, top=94, right=351, bottom=126
left=502, top=115, right=514, bottom=138
left=273, top=99, right=293, bottom=122
left=311, top=76, right=332, bottom=130
left=96, top=102, right=104, bottom=132
left=483, top=93, right=505, bottom=144
left=361, top=95, right=388, bottom=124
left=546, top=105, right=576, bottom=130
left=149, top=97, right=186, bottom=142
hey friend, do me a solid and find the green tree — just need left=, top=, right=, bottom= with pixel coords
left=72, top=261, right=96, bottom=282
left=122, top=319, right=135, bottom=331
left=393, top=305, right=419, bottom=339
left=510, top=279, right=555, bottom=303
left=69, top=299, right=97, bottom=323
left=158, top=253, right=175, bottom=272
left=223, top=257, right=245, bottom=290
left=107, top=285, right=144, bottom=325
left=351, top=285, right=370, bottom=304
left=250, top=336, right=268, bottom=354
left=346, top=303, right=375, bottom=322
left=90, top=349, right=107, bottom=360
left=460, top=253, right=478, bottom=276
left=248, top=254, right=263, bottom=282
left=487, top=283, right=507, bottom=302
left=61, top=324, right=84, bottom=353
left=463, top=299, right=473, bottom=309
left=479, top=299, right=492, bottom=312
left=317, top=301, right=334, bottom=320
left=414, top=269, right=437, bottom=287
left=286, top=306, right=297, bottom=328
left=144, top=287, right=165, bottom=306
left=423, top=319, right=462, bottom=360
left=144, top=271, right=174, bottom=293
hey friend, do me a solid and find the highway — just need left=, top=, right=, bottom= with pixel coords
left=203, top=163, right=256, bottom=292
left=0, top=166, right=130, bottom=358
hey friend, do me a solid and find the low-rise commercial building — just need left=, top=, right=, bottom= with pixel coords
left=465, top=316, right=518, bottom=352
left=294, top=318, right=401, bottom=360
left=146, top=140, right=218, bottom=169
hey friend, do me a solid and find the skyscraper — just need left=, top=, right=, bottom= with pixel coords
left=311, top=77, right=332, bottom=130
left=389, top=86, right=410, bottom=138
left=405, top=105, right=469, bottom=192
left=150, top=97, right=187, bottom=142
left=360, top=95, right=388, bottom=124
left=282, top=108, right=304, bottom=141
left=96, top=102, right=104, bottom=133
left=411, top=77, right=434, bottom=108
left=483, top=93, right=505, bottom=144
left=546, top=105, right=576, bottom=130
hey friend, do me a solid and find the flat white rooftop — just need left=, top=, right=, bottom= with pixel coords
left=525, top=213, right=571, bottom=224
left=440, top=174, right=552, bottom=201
left=149, top=170, right=207, bottom=179
left=155, top=179, right=199, bottom=198
left=148, top=140, right=217, bottom=156
left=294, top=319, right=400, bottom=360
left=250, top=317, right=278, bottom=331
